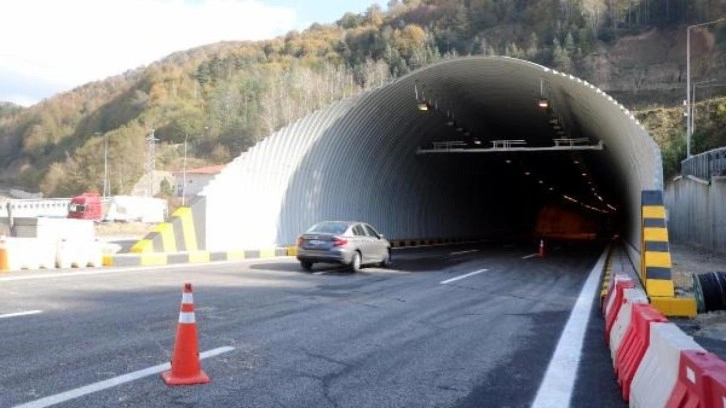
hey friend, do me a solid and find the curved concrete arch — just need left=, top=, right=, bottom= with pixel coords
left=199, top=56, right=661, bottom=252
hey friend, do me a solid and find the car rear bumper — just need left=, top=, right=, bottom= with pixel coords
left=296, top=248, right=352, bottom=264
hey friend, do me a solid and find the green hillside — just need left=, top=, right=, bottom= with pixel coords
left=1, top=0, right=725, bottom=196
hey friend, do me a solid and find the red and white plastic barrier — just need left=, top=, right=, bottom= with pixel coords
left=665, top=350, right=726, bottom=407
left=615, top=303, right=668, bottom=401
left=601, top=269, right=726, bottom=407
left=629, top=323, right=704, bottom=407
left=610, top=288, right=648, bottom=366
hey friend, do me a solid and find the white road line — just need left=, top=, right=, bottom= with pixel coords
left=0, top=258, right=289, bottom=282
left=450, top=250, right=479, bottom=256
left=0, top=310, right=43, bottom=319
left=440, top=269, right=489, bottom=284
left=14, top=346, right=235, bottom=408
left=522, top=253, right=539, bottom=259
left=531, top=246, right=609, bottom=408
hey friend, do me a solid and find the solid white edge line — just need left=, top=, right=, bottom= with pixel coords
left=530, top=246, right=609, bottom=408
left=0, top=310, right=43, bottom=319
left=13, top=346, right=235, bottom=408
left=522, top=253, right=539, bottom=260
left=440, top=269, right=489, bottom=284
left=450, top=249, right=479, bottom=256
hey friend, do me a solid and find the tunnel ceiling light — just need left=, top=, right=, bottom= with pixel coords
left=538, top=98, right=549, bottom=108
left=447, top=119, right=455, bottom=126
left=473, top=138, right=482, bottom=145
left=549, top=187, right=554, bottom=191
left=581, top=172, right=587, bottom=176
left=505, top=159, right=512, bottom=164
left=538, top=180, right=544, bottom=184
left=607, top=204, right=617, bottom=211
left=464, top=131, right=471, bottom=136
left=524, top=171, right=531, bottom=176
left=417, top=102, right=429, bottom=111
left=456, top=126, right=464, bottom=132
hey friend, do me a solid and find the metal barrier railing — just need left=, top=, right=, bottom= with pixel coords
left=681, top=147, right=726, bottom=180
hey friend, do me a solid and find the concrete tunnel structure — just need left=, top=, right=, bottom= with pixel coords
left=187, top=56, right=662, bottom=260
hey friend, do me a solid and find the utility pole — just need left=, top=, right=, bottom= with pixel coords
left=145, top=129, right=158, bottom=197
left=686, top=17, right=725, bottom=158
left=103, top=133, right=109, bottom=198
left=182, top=133, right=188, bottom=206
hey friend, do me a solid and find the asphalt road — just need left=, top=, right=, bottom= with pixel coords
left=0, top=241, right=625, bottom=408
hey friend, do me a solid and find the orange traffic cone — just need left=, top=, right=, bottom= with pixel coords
left=0, top=236, right=8, bottom=272
left=538, top=239, right=545, bottom=257
left=162, top=282, right=210, bottom=385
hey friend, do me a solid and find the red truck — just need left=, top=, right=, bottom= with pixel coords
left=67, top=192, right=103, bottom=221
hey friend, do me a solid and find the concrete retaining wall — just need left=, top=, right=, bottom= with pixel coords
left=665, top=176, right=726, bottom=254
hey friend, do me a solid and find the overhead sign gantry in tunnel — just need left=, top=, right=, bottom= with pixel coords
left=195, top=56, right=662, bottom=256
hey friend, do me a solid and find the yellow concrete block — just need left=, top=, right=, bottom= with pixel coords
left=642, top=205, right=666, bottom=219
left=173, top=207, right=198, bottom=251
left=287, top=246, right=298, bottom=256
left=103, top=254, right=114, bottom=266
left=156, top=223, right=177, bottom=253
left=140, top=253, right=167, bottom=266
left=650, top=297, right=697, bottom=317
left=644, top=251, right=672, bottom=268
left=644, top=227, right=669, bottom=242
left=226, top=251, right=245, bottom=261
left=188, top=251, right=210, bottom=263
left=260, top=248, right=276, bottom=258
left=130, top=239, right=153, bottom=253
left=645, top=278, right=675, bottom=298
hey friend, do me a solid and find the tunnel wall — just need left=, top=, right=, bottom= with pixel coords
left=665, top=175, right=726, bottom=254
left=199, top=57, right=662, bottom=252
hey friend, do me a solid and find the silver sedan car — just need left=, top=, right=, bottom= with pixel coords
left=296, top=221, right=391, bottom=272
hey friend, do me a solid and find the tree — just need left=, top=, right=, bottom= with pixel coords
left=552, top=38, right=573, bottom=73
left=526, top=32, right=540, bottom=60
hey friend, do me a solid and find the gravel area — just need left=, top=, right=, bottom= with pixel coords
left=670, top=243, right=726, bottom=344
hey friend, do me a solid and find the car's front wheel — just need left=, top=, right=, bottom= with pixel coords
left=380, top=250, right=392, bottom=268
left=350, top=251, right=362, bottom=273
left=300, top=260, right=313, bottom=271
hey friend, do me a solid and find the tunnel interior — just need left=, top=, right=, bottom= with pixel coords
left=201, top=57, right=660, bottom=252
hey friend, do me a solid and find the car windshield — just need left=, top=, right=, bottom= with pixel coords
left=307, top=222, right=349, bottom=234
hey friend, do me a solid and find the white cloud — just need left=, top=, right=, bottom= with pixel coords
left=0, top=0, right=299, bottom=105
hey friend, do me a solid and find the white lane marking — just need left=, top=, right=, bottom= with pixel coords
left=14, top=346, right=235, bottom=408
left=531, top=246, right=609, bottom=408
left=450, top=250, right=479, bottom=256
left=522, top=253, right=539, bottom=259
left=0, top=258, right=290, bottom=282
left=0, top=310, right=43, bottom=319
left=440, top=269, right=489, bottom=284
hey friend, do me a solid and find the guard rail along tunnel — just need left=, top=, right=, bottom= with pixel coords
left=127, top=56, right=691, bottom=315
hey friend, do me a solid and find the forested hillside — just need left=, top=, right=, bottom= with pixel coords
left=1, top=0, right=725, bottom=197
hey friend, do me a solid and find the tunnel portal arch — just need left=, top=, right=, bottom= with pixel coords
left=198, top=56, right=662, bottom=255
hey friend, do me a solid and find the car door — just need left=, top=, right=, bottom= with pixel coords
left=352, top=224, right=374, bottom=264
left=363, top=224, right=386, bottom=262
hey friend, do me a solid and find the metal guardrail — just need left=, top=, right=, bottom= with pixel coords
left=681, top=147, right=726, bottom=180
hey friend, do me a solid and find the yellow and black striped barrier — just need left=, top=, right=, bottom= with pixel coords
left=640, top=190, right=696, bottom=317
left=131, top=207, right=199, bottom=253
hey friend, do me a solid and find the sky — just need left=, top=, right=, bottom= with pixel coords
left=0, top=0, right=379, bottom=107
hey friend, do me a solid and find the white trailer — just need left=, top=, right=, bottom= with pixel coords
left=104, top=196, right=168, bottom=223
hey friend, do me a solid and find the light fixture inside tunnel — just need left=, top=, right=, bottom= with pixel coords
left=538, top=78, right=549, bottom=108
left=417, top=102, right=429, bottom=111
left=414, top=81, right=429, bottom=111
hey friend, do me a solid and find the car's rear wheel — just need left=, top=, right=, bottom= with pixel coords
left=350, top=251, right=362, bottom=273
left=300, top=261, right=313, bottom=271
left=380, top=250, right=392, bottom=268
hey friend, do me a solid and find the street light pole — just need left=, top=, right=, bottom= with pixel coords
left=182, top=133, right=187, bottom=206
left=686, top=17, right=725, bottom=158
left=103, top=133, right=108, bottom=198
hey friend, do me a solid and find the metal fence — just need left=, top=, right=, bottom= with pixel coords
left=681, top=147, right=726, bottom=180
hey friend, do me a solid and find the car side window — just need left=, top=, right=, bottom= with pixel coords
left=364, top=225, right=379, bottom=239
left=353, top=224, right=367, bottom=236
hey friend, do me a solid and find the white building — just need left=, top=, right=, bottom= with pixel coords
left=174, top=165, right=224, bottom=199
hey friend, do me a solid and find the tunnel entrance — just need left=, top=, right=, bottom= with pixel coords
left=197, top=57, right=661, bottom=253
